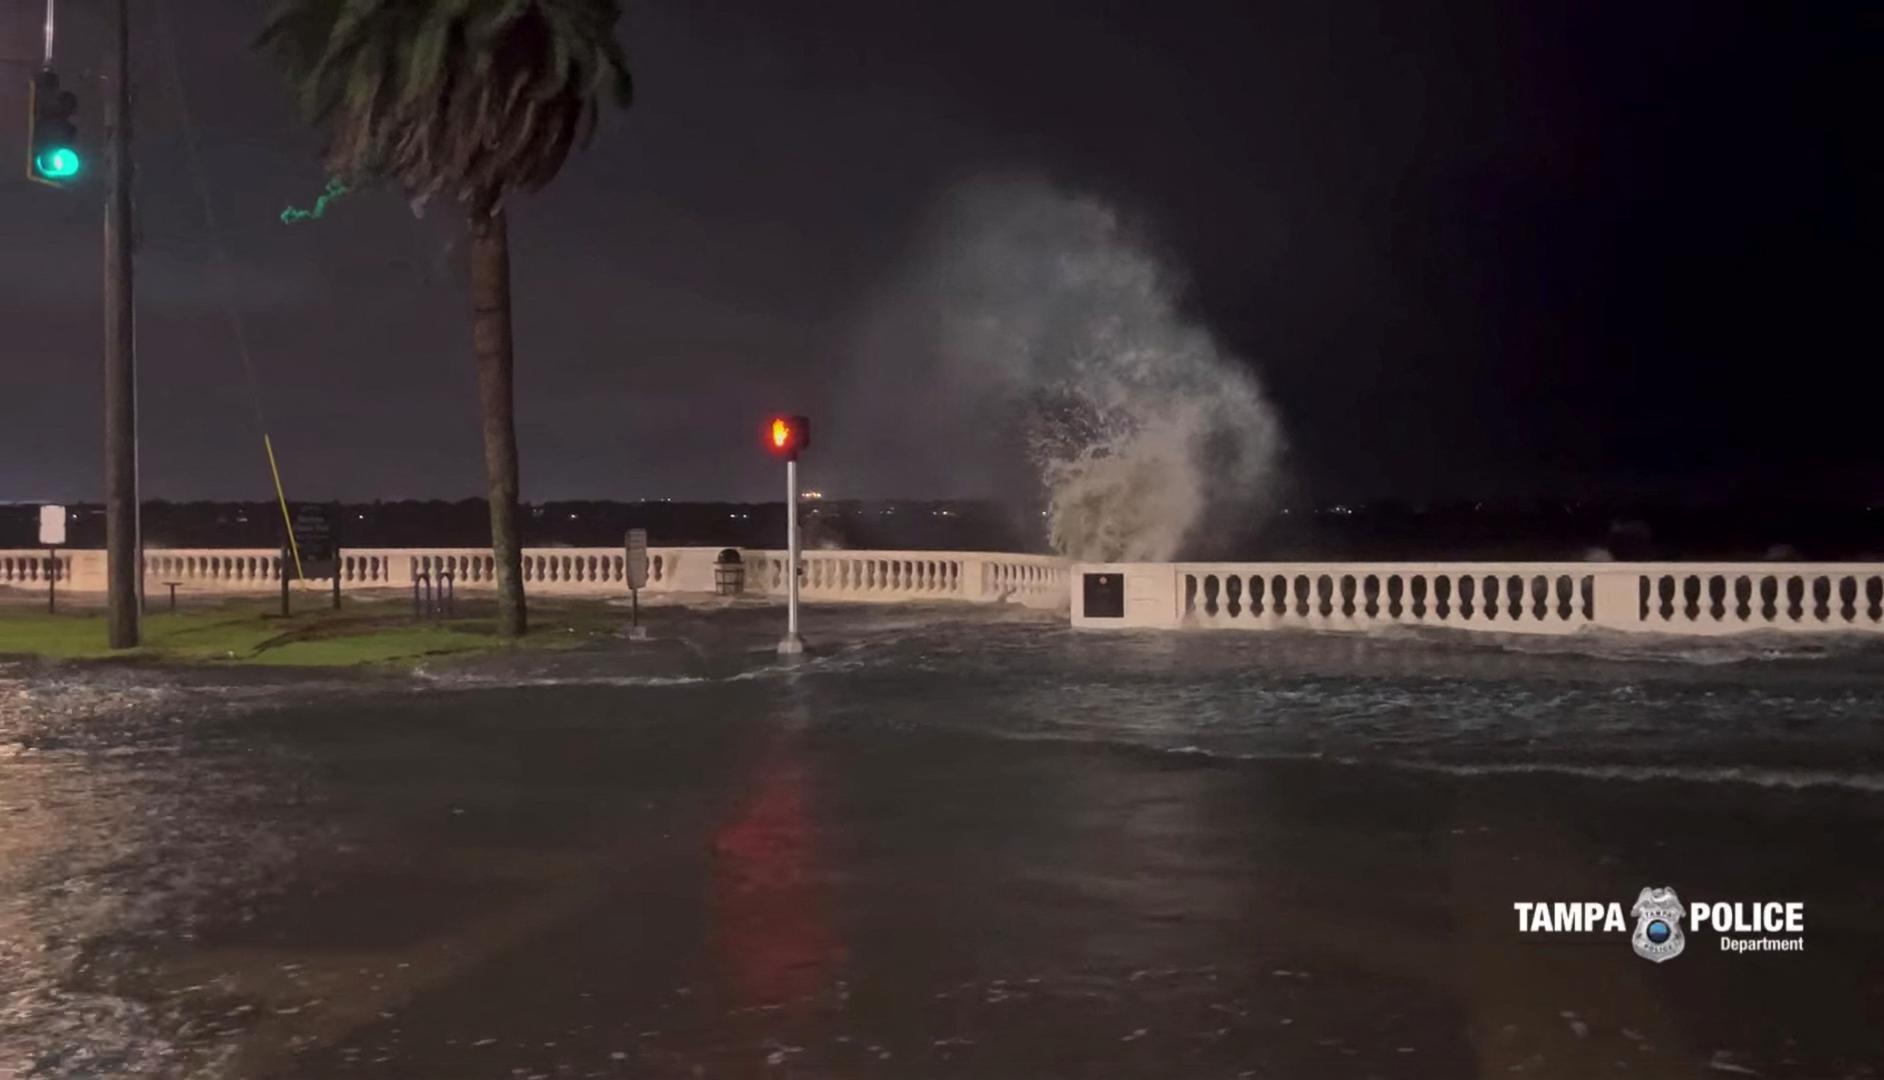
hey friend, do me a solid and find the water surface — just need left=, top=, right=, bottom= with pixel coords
left=3, top=605, right=1880, bottom=1077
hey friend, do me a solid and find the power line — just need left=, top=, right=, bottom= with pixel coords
left=153, top=1, right=303, bottom=579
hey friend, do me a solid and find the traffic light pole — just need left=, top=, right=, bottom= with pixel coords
left=103, top=0, right=138, bottom=648
left=778, top=457, right=805, bottom=656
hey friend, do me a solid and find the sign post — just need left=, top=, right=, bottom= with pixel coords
left=765, top=415, right=811, bottom=656
left=39, top=505, right=65, bottom=614
left=282, top=503, right=341, bottom=615
left=624, top=528, right=650, bottom=640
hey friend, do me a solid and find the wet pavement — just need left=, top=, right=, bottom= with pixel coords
left=2, top=603, right=1882, bottom=1078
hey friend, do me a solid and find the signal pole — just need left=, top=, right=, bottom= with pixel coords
left=780, top=455, right=804, bottom=655
left=764, top=415, right=810, bottom=656
left=103, top=0, right=138, bottom=647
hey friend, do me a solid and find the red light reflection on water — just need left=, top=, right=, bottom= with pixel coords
left=709, top=738, right=842, bottom=1007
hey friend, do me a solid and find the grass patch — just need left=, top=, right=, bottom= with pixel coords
left=0, top=597, right=621, bottom=668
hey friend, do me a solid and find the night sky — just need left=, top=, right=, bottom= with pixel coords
left=0, top=0, right=1874, bottom=506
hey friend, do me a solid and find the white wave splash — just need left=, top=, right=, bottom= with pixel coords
left=856, top=177, right=1283, bottom=561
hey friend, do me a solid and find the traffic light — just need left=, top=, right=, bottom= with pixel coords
left=27, top=70, right=81, bottom=187
left=765, top=415, right=811, bottom=460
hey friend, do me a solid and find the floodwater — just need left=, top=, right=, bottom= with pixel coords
left=2, top=604, right=1881, bottom=1078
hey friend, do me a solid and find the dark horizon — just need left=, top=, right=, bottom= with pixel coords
left=8, top=495, right=1881, bottom=562
left=1, top=1, right=1876, bottom=507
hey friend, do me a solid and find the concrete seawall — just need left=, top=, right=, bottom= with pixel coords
left=1072, top=561, right=1884, bottom=635
left=0, top=547, right=1070, bottom=611
left=11, top=547, right=1884, bottom=635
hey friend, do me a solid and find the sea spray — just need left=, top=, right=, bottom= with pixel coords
left=854, top=177, right=1282, bottom=560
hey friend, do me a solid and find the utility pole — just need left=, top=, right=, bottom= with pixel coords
left=103, top=0, right=138, bottom=647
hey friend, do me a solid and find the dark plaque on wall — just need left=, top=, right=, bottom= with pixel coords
left=1083, top=572, right=1124, bottom=618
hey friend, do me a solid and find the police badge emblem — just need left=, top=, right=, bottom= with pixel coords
left=1630, top=886, right=1686, bottom=963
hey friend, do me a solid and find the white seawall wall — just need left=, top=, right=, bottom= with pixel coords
left=1072, top=562, right=1884, bottom=636
left=0, top=547, right=1071, bottom=610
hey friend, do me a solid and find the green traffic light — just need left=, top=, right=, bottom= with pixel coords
left=35, top=147, right=80, bottom=179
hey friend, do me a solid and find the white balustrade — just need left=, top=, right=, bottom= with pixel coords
left=1072, top=562, right=1884, bottom=635
left=984, top=554, right=1071, bottom=608
left=1, top=546, right=1072, bottom=609
left=0, top=552, right=67, bottom=585
left=732, top=550, right=1067, bottom=608
left=142, top=549, right=284, bottom=591
left=1620, top=565, right=1884, bottom=632
left=16, top=546, right=1878, bottom=635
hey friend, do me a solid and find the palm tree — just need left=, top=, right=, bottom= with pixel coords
left=259, top=0, right=633, bottom=637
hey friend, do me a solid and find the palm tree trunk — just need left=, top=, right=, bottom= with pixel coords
left=470, top=205, right=527, bottom=637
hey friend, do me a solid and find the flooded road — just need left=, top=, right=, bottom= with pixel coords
left=3, top=605, right=1882, bottom=1077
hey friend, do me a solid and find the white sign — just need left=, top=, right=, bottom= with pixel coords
left=625, top=529, right=649, bottom=590
left=38, top=505, right=66, bottom=546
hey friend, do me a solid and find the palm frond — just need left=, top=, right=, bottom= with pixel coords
left=257, top=0, right=634, bottom=212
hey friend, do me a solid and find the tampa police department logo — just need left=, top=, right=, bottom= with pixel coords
left=1630, top=886, right=1686, bottom=963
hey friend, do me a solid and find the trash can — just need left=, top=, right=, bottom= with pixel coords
left=713, top=548, right=745, bottom=595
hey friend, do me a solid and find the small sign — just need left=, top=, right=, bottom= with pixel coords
left=38, top=505, right=66, bottom=546
left=1083, top=572, right=1124, bottom=618
left=289, top=503, right=338, bottom=580
left=625, top=529, right=650, bottom=590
